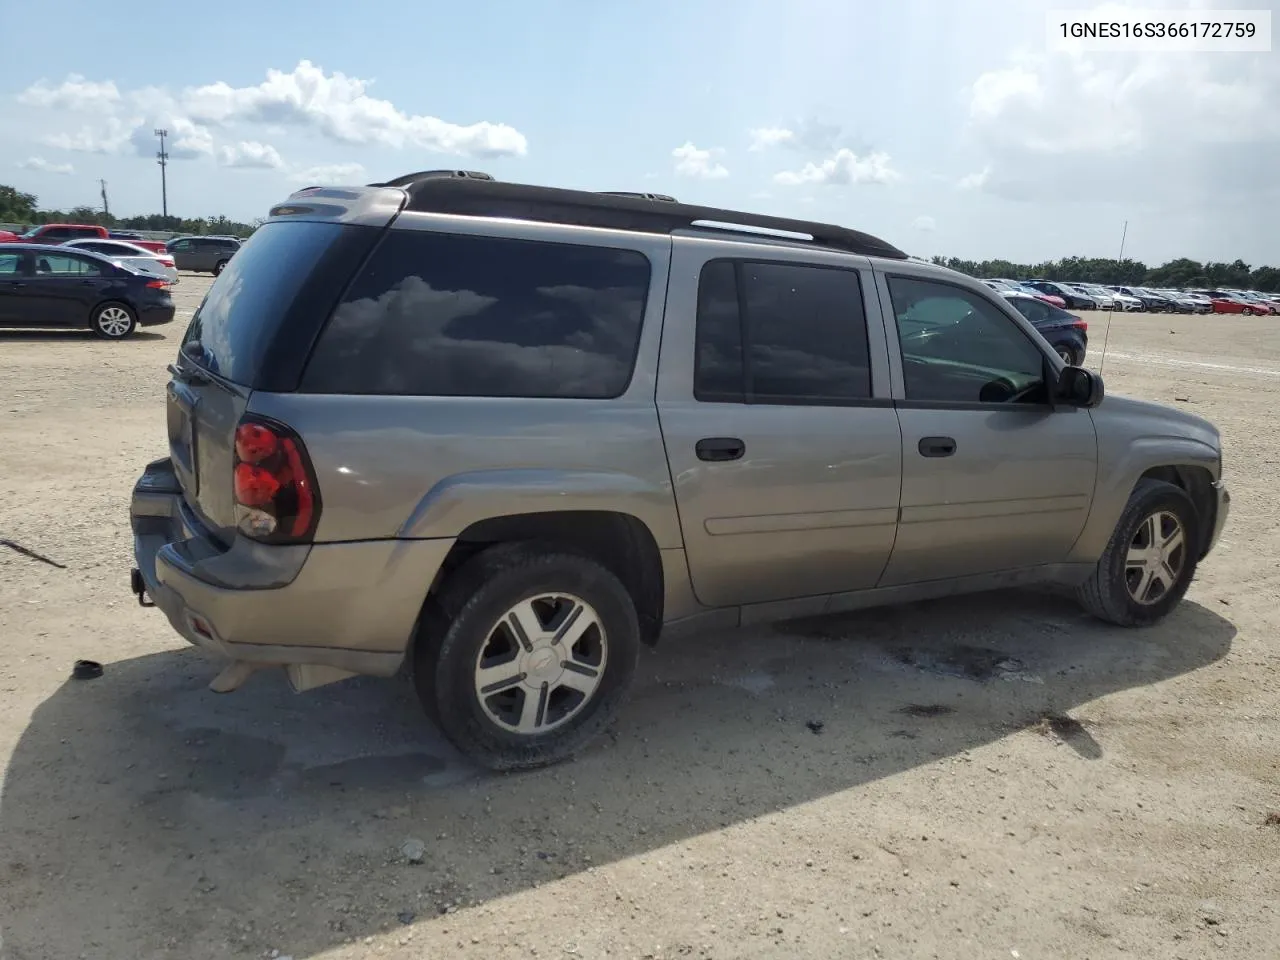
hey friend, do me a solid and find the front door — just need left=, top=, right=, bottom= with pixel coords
left=656, top=237, right=902, bottom=609
left=0, top=249, right=28, bottom=323
left=875, top=270, right=1098, bottom=586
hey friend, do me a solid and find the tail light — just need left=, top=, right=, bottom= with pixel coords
left=145, top=279, right=170, bottom=289
left=157, top=257, right=175, bottom=267
left=1070, top=317, right=1088, bottom=331
left=232, top=416, right=321, bottom=543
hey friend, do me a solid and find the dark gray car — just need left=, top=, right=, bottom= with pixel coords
left=166, top=235, right=241, bottom=275
left=129, top=172, right=1230, bottom=771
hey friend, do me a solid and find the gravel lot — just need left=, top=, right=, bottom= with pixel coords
left=1, top=275, right=1277, bottom=960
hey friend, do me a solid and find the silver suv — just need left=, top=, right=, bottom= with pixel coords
left=130, top=171, right=1230, bottom=770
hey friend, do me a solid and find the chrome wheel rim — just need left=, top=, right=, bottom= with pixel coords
left=474, top=593, right=607, bottom=735
left=97, top=306, right=132, bottom=337
left=1125, top=511, right=1186, bottom=605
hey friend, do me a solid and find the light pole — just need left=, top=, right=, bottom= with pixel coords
left=154, top=128, right=169, bottom=221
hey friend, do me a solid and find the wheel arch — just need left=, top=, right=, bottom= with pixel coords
left=429, top=510, right=666, bottom=646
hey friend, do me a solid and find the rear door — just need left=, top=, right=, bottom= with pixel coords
left=168, top=238, right=194, bottom=270
left=168, top=218, right=381, bottom=540
left=874, top=267, right=1098, bottom=586
left=656, top=235, right=901, bottom=609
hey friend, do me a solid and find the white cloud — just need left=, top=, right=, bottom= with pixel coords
left=774, top=149, right=900, bottom=186
left=957, top=166, right=991, bottom=190
left=672, top=141, right=728, bottom=180
left=18, top=75, right=120, bottom=111
left=17, top=157, right=74, bottom=175
left=218, top=141, right=284, bottom=170
left=289, top=162, right=367, bottom=185
left=748, top=127, right=795, bottom=151
left=181, top=60, right=527, bottom=157
left=912, top=215, right=937, bottom=232
left=42, top=117, right=134, bottom=154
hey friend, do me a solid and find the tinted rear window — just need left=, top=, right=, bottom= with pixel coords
left=180, top=221, right=363, bottom=387
left=300, top=230, right=652, bottom=398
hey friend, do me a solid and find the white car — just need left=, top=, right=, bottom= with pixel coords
left=1102, top=287, right=1144, bottom=311
left=1076, top=284, right=1118, bottom=310
left=61, top=238, right=180, bottom=284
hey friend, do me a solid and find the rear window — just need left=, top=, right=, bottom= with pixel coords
left=179, top=221, right=369, bottom=387
left=300, top=231, right=652, bottom=399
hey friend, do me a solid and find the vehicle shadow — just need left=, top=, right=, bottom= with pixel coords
left=0, top=589, right=1234, bottom=958
left=0, top=329, right=169, bottom=342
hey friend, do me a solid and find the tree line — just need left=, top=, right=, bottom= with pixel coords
left=928, top=254, right=1278, bottom=293
left=0, top=185, right=258, bottom=238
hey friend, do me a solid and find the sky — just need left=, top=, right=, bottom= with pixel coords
left=1, top=0, right=1276, bottom=266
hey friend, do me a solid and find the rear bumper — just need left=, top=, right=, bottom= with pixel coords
left=138, top=303, right=176, bottom=326
left=130, top=458, right=454, bottom=677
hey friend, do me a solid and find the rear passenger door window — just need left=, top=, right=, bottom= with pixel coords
left=693, top=259, right=871, bottom=404
left=33, top=253, right=102, bottom=277
left=887, top=276, right=1048, bottom=405
left=302, top=231, right=652, bottom=399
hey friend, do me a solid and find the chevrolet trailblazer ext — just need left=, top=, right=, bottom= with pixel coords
left=130, top=172, right=1229, bottom=770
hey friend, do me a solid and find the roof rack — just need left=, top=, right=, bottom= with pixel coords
left=598, top=191, right=678, bottom=203
left=391, top=174, right=906, bottom=260
left=372, top=169, right=495, bottom=188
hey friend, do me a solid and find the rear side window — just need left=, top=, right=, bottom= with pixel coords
left=180, top=220, right=369, bottom=387
left=301, top=231, right=652, bottom=399
left=693, top=259, right=872, bottom=404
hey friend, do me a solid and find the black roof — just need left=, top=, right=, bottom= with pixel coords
left=375, top=170, right=907, bottom=260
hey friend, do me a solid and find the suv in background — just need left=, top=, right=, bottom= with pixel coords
left=129, top=172, right=1230, bottom=770
left=166, top=235, right=241, bottom=274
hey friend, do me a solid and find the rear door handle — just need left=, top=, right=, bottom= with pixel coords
left=695, top=437, right=745, bottom=462
left=918, top=436, right=957, bottom=458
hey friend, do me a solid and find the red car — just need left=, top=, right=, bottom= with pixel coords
left=1197, top=290, right=1268, bottom=315
left=0, top=223, right=109, bottom=244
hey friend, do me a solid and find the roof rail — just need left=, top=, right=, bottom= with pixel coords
left=598, top=191, right=678, bottom=203
left=373, top=169, right=494, bottom=188
left=401, top=178, right=907, bottom=260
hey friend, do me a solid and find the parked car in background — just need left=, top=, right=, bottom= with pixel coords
left=0, top=244, right=175, bottom=338
left=1001, top=291, right=1090, bottom=365
left=1070, top=284, right=1117, bottom=310
left=166, top=235, right=241, bottom=274
left=1026, top=280, right=1097, bottom=310
left=0, top=229, right=17, bottom=242
left=1109, top=286, right=1171, bottom=312
left=1191, top=290, right=1262, bottom=315
left=1, top=223, right=110, bottom=244
left=1233, top=291, right=1280, bottom=315
left=985, top=278, right=1068, bottom=309
left=105, top=232, right=169, bottom=255
left=62, top=238, right=180, bottom=284
left=1154, top=289, right=1208, bottom=314
left=1176, top=291, right=1214, bottom=314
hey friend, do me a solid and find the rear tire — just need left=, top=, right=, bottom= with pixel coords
left=91, top=301, right=137, bottom=340
left=414, top=542, right=641, bottom=771
left=213, top=260, right=228, bottom=276
left=1076, top=478, right=1199, bottom=627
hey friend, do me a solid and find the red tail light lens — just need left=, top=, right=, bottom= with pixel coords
left=145, top=280, right=169, bottom=289
left=232, top=417, right=320, bottom=542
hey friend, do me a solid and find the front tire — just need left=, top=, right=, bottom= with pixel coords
left=91, top=302, right=137, bottom=340
left=414, top=543, right=641, bottom=771
left=1076, top=478, right=1199, bottom=627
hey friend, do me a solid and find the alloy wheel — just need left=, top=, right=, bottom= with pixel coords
left=96, top=306, right=133, bottom=338
left=1124, top=511, right=1186, bottom=605
left=473, top=593, right=608, bottom=734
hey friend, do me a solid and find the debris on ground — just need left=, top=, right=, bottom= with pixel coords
left=805, top=719, right=825, bottom=734
left=0, top=538, right=67, bottom=569
left=400, top=838, right=426, bottom=865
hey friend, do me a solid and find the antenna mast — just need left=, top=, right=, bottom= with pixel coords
left=1097, top=220, right=1128, bottom=375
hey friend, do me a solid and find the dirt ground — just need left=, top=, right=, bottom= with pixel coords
left=1, top=277, right=1277, bottom=960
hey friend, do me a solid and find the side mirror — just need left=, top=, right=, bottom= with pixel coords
left=1057, top=365, right=1104, bottom=408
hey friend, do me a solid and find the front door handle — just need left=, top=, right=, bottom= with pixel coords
left=918, top=436, right=956, bottom=458
left=695, top=437, right=745, bottom=462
